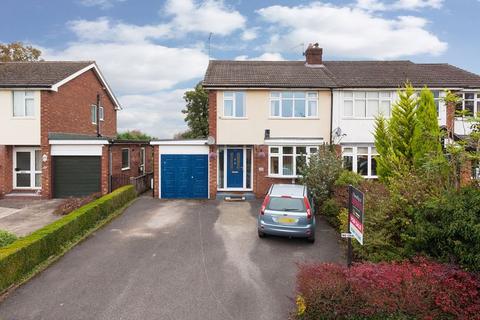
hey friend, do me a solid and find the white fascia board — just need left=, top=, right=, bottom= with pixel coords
left=150, top=140, right=208, bottom=146
left=334, top=87, right=465, bottom=91
left=50, top=63, right=122, bottom=110
left=49, top=140, right=108, bottom=145
left=265, top=138, right=325, bottom=145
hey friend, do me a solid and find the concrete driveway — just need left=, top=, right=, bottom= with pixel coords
left=0, top=199, right=63, bottom=237
left=0, top=196, right=345, bottom=320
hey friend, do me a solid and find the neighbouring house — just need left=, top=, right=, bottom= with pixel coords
left=0, top=61, right=152, bottom=199
left=152, top=45, right=480, bottom=200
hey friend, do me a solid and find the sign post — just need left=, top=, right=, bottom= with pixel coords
left=346, top=185, right=364, bottom=267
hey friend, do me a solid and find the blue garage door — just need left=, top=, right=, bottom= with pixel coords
left=161, top=154, right=208, bottom=199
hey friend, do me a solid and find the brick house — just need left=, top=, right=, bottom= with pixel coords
left=152, top=45, right=480, bottom=200
left=0, top=61, right=151, bottom=199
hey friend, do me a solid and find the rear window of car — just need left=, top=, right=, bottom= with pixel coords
left=267, top=197, right=305, bottom=212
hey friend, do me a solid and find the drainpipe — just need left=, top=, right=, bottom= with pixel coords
left=96, top=93, right=101, bottom=137
left=329, top=88, right=334, bottom=146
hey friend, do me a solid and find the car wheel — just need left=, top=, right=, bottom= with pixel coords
left=258, top=230, right=266, bottom=238
left=307, top=236, right=315, bottom=243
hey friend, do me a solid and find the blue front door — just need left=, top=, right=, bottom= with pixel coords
left=227, top=149, right=243, bottom=188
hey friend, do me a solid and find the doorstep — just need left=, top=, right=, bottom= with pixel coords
left=216, top=191, right=256, bottom=201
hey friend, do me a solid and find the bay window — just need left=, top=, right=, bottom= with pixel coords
left=223, top=91, right=245, bottom=117
left=270, top=92, right=318, bottom=118
left=269, top=146, right=319, bottom=177
left=343, top=91, right=392, bottom=118
left=342, top=146, right=378, bottom=178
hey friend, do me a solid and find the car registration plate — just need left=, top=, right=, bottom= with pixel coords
left=278, top=217, right=297, bottom=224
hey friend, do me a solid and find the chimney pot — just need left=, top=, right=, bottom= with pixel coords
left=305, top=44, right=323, bottom=65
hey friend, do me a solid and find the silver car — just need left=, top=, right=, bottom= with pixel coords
left=257, top=184, right=316, bottom=243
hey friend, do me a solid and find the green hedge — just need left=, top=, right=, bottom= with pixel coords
left=0, top=185, right=136, bottom=292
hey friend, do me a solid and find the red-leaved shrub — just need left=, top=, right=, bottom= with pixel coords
left=296, top=258, right=480, bottom=320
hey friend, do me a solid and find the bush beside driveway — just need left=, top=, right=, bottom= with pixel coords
left=0, top=185, right=137, bottom=293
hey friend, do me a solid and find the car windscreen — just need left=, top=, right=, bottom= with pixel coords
left=267, top=197, right=305, bottom=212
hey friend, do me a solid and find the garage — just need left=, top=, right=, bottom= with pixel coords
left=49, top=136, right=108, bottom=198
left=152, top=140, right=210, bottom=199
left=53, top=156, right=101, bottom=198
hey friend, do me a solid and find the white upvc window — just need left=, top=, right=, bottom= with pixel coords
left=91, top=105, right=104, bottom=124
left=223, top=91, right=245, bottom=117
left=99, top=106, right=104, bottom=121
left=343, top=91, right=392, bottom=118
left=269, top=146, right=319, bottom=177
left=121, top=148, right=130, bottom=170
left=342, top=146, right=378, bottom=178
left=456, top=92, right=480, bottom=116
left=13, top=91, right=35, bottom=117
left=270, top=91, right=318, bottom=118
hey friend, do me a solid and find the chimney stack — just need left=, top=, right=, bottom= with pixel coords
left=304, top=43, right=323, bottom=65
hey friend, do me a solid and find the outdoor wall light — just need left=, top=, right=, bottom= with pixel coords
left=208, top=152, right=217, bottom=160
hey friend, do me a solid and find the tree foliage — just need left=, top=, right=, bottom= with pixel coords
left=0, top=42, right=42, bottom=62
left=299, top=146, right=343, bottom=207
left=374, top=83, right=443, bottom=180
left=116, top=130, right=154, bottom=141
left=180, top=82, right=208, bottom=139
left=412, top=88, right=442, bottom=166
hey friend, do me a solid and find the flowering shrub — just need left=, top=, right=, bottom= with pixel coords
left=295, top=258, right=480, bottom=320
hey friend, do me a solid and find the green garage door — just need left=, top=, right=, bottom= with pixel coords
left=53, top=156, right=101, bottom=198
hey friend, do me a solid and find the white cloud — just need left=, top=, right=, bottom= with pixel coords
left=78, top=0, right=126, bottom=9
left=43, top=43, right=208, bottom=94
left=164, top=0, right=246, bottom=36
left=235, top=52, right=284, bottom=61
left=257, top=2, right=447, bottom=59
left=118, top=89, right=189, bottom=138
left=355, top=0, right=443, bottom=11
left=241, top=28, right=258, bottom=41
left=68, top=18, right=171, bottom=43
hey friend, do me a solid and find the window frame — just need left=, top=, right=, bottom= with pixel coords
left=91, top=105, right=98, bottom=124
left=140, top=147, right=145, bottom=173
left=223, top=91, right=246, bottom=118
left=269, top=91, right=318, bottom=119
left=456, top=92, right=480, bottom=117
left=342, top=91, right=393, bottom=119
left=121, top=148, right=130, bottom=170
left=99, top=106, right=104, bottom=121
left=268, top=145, right=319, bottom=178
left=12, top=91, right=35, bottom=118
left=342, top=145, right=378, bottom=178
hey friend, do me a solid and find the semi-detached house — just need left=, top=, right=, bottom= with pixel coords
left=0, top=61, right=152, bottom=199
left=153, top=45, right=480, bottom=200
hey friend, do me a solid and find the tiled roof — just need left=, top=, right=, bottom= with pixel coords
left=0, top=61, right=94, bottom=88
left=203, top=60, right=337, bottom=88
left=203, top=60, right=480, bottom=89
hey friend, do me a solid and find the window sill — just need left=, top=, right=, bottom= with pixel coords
left=121, top=167, right=130, bottom=171
left=219, top=116, right=248, bottom=120
left=267, top=175, right=299, bottom=179
left=342, top=117, right=380, bottom=120
left=269, top=117, right=319, bottom=120
left=11, top=117, right=36, bottom=120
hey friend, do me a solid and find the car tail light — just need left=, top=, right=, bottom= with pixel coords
left=304, top=197, right=312, bottom=219
left=261, top=195, right=270, bottom=215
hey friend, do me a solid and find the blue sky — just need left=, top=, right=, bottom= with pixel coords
left=1, top=0, right=479, bottom=137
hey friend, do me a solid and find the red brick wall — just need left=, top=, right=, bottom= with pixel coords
left=39, top=68, right=118, bottom=198
left=153, top=146, right=159, bottom=198
left=101, top=145, right=109, bottom=195
left=0, top=146, right=13, bottom=198
left=40, top=69, right=117, bottom=138
left=446, top=101, right=456, bottom=138
left=253, top=145, right=298, bottom=198
left=110, top=143, right=153, bottom=191
left=209, top=145, right=217, bottom=199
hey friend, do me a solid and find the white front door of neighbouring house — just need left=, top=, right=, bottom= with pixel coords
left=13, top=148, right=42, bottom=189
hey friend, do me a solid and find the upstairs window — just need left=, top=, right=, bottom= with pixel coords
left=91, top=105, right=104, bottom=124
left=343, top=91, right=392, bottom=118
left=223, top=92, right=245, bottom=117
left=270, top=92, right=318, bottom=118
left=13, top=91, right=35, bottom=117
